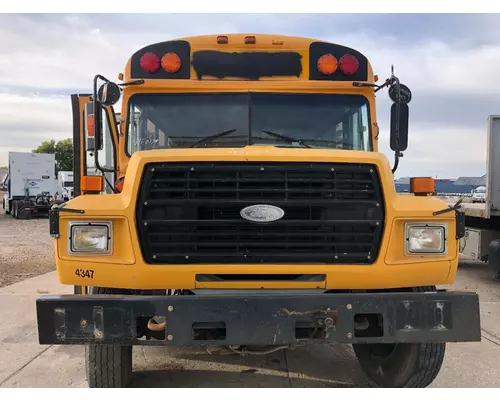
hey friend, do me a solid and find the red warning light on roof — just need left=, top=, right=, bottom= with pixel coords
left=140, top=52, right=160, bottom=73
left=339, top=54, right=359, bottom=75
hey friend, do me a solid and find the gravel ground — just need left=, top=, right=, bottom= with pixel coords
left=0, top=207, right=54, bottom=288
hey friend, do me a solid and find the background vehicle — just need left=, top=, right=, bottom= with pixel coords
left=453, top=115, right=500, bottom=279
left=56, top=171, right=74, bottom=201
left=471, top=185, right=486, bottom=203
left=36, top=34, right=481, bottom=388
left=2, top=152, right=56, bottom=219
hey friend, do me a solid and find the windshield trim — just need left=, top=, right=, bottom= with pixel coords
left=124, top=92, right=372, bottom=157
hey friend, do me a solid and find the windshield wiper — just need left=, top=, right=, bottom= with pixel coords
left=190, top=129, right=237, bottom=148
left=261, top=130, right=311, bottom=148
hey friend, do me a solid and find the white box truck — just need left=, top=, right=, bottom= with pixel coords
left=448, top=115, right=500, bottom=279
left=1, top=152, right=56, bottom=219
left=56, top=171, right=74, bottom=201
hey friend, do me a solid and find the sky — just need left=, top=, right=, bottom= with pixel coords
left=0, top=13, right=499, bottom=178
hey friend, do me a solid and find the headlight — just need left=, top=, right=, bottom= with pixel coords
left=405, top=223, right=447, bottom=255
left=68, top=221, right=112, bottom=255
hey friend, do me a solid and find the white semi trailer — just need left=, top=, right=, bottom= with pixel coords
left=1, top=152, right=56, bottom=219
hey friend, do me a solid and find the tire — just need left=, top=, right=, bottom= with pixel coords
left=85, top=287, right=133, bottom=388
left=353, top=286, right=445, bottom=388
left=12, top=201, right=18, bottom=219
left=17, top=201, right=29, bottom=220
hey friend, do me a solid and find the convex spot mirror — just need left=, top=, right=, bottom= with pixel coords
left=97, top=82, right=121, bottom=106
left=389, top=83, right=412, bottom=104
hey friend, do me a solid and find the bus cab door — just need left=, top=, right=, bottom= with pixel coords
left=70, top=94, right=119, bottom=197
left=70, top=94, right=119, bottom=295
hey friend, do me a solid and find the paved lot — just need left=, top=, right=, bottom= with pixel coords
left=0, top=263, right=499, bottom=388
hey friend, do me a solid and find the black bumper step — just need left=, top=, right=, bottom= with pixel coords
left=36, top=291, right=481, bottom=346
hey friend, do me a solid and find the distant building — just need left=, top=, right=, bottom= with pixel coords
left=453, top=175, right=486, bottom=188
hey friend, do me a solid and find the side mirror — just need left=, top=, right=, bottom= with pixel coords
left=97, top=82, right=121, bottom=106
left=390, top=102, right=409, bottom=152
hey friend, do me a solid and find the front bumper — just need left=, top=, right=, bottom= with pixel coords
left=36, top=290, right=481, bottom=346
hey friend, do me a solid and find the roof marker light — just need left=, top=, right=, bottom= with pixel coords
left=217, top=36, right=229, bottom=44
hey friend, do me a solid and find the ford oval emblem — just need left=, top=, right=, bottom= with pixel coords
left=240, top=204, right=285, bottom=223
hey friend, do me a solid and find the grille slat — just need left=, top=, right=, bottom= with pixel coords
left=136, top=162, right=385, bottom=264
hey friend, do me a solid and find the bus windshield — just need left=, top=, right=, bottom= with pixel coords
left=127, top=93, right=371, bottom=154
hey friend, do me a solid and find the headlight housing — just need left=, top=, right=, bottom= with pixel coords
left=68, top=221, right=112, bottom=255
left=405, top=223, right=447, bottom=255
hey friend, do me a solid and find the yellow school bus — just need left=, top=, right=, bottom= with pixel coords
left=36, top=34, right=481, bottom=388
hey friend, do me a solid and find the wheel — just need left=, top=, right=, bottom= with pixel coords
left=12, top=201, right=18, bottom=219
left=353, top=286, right=445, bottom=388
left=16, top=201, right=29, bottom=220
left=85, top=287, right=133, bottom=388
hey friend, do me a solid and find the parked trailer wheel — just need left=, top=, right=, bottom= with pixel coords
left=12, top=200, right=18, bottom=219
left=16, top=201, right=30, bottom=220
left=353, top=286, right=445, bottom=388
left=2, top=198, right=8, bottom=214
left=85, top=287, right=133, bottom=388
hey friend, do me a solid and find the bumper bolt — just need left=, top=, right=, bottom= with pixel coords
left=81, top=319, right=87, bottom=327
left=168, top=306, right=174, bottom=312
left=346, top=304, right=352, bottom=310
left=346, top=332, right=353, bottom=339
left=167, top=335, right=173, bottom=341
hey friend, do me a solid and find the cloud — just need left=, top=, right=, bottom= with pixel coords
left=0, top=93, right=71, bottom=163
left=0, top=13, right=497, bottom=179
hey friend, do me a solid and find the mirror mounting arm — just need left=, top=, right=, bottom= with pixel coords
left=92, top=74, right=118, bottom=194
left=392, top=151, right=403, bottom=174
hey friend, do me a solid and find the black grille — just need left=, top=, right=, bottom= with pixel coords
left=136, top=162, right=384, bottom=264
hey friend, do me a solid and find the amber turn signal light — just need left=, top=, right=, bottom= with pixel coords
left=86, top=114, right=95, bottom=137
left=410, top=177, right=435, bottom=196
left=81, top=175, right=104, bottom=193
